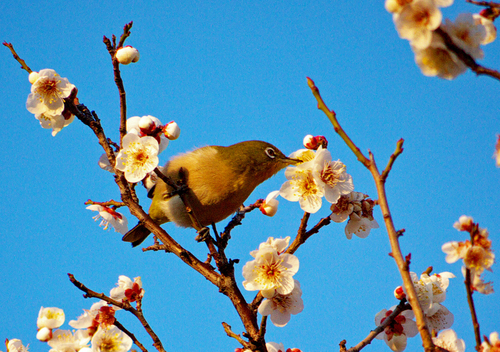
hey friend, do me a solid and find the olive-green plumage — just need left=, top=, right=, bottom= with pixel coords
left=122, top=140, right=298, bottom=247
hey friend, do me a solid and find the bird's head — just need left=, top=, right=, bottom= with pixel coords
left=224, top=140, right=300, bottom=183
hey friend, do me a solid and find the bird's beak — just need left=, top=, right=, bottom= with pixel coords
left=283, top=157, right=301, bottom=165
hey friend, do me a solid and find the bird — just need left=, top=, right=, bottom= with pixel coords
left=122, top=140, right=299, bottom=247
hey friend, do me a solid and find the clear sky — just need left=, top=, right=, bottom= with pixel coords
left=1, top=1, right=499, bottom=352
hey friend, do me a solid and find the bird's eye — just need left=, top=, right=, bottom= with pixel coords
left=265, top=147, right=276, bottom=159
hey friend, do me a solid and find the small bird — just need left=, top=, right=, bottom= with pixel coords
left=122, top=140, right=298, bottom=246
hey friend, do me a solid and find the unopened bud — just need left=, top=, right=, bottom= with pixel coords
left=29, top=71, right=40, bottom=84
left=260, top=190, right=280, bottom=217
left=163, top=121, right=180, bottom=140
left=138, top=115, right=156, bottom=135
left=116, top=46, right=140, bottom=65
left=36, top=327, right=52, bottom=342
left=303, top=135, right=317, bottom=149
left=394, top=286, right=406, bottom=300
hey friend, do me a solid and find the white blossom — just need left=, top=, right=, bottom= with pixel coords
left=115, top=133, right=160, bottom=183
left=87, top=205, right=128, bottom=235
left=258, top=280, right=304, bottom=327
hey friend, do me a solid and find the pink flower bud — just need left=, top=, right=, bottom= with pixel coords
left=163, top=121, right=180, bottom=140
left=303, top=134, right=318, bottom=149
left=394, top=286, right=406, bottom=300
left=116, top=46, right=140, bottom=65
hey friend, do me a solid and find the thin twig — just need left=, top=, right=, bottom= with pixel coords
left=466, top=0, right=500, bottom=8
left=114, top=320, right=149, bottom=352
left=346, top=300, right=412, bottom=352
left=381, top=139, right=404, bottom=182
left=465, top=269, right=482, bottom=349
left=3, top=42, right=32, bottom=73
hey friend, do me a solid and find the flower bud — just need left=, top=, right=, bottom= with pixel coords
left=36, top=327, right=52, bottom=342
left=303, top=135, right=317, bottom=149
left=260, top=190, right=280, bottom=217
left=163, top=121, right=180, bottom=140
left=138, top=115, right=157, bottom=135
left=394, top=286, right=406, bottom=300
left=29, top=71, right=40, bottom=84
left=116, top=46, right=140, bottom=65
left=260, top=199, right=279, bottom=217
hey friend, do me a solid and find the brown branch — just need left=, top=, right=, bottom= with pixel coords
left=222, top=322, right=253, bottom=350
left=466, top=0, right=500, bottom=8
left=435, top=27, right=500, bottom=81
left=307, top=77, right=370, bottom=167
left=381, top=139, right=404, bottom=182
left=114, top=320, right=149, bottom=352
left=287, top=213, right=333, bottom=255
left=346, top=301, right=412, bottom=352
left=465, top=268, right=482, bottom=350
left=103, top=22, right=133, bottom=144
left=85, top=199, right=126, bottom=208
left=3, top=42, right=32, bottom=73
left=219, top=200, right=264, bottom=250
left=68, top=273, right=165, bottom=352
left=308, top=80, right=435, bottom=352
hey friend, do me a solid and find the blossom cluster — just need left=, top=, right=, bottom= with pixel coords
left=386, top=0, right=497, bottom=79
left=112, top=115, right=180, bottom=183
left=378, top=270, right=455, bottom=351
left=259, top=135, right=378, bottom=240
left=4, top=275, right=143, bottom=352
left=242, top=237, right=303, bottom=327
left=26, top=69, right=76, bottom=136
left=442, top=215, right=494, bottom=294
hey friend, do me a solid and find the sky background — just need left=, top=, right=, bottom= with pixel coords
left=1, top=1, right=499, bottom=351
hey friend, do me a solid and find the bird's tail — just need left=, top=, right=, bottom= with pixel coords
left=122, top=223, right=152, bottom=247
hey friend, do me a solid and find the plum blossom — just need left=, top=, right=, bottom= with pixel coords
left=243, top=239, right=299, bottom=298
left=47, top=330, right=90, bottom=352
left=87, top=205, right=128, bottom=235
left=91, top=326, right=132, bottom=352
left=280, top=146, right=352, bottom=213
left=412, top=33, right=467, bottom=79
left=432, top=329, right=465, bottom=352
left=115, top=46, right=140, bottom=65
left=481, top=331, right=500, bottom=352
left=250, top=236, right=291, bottom=258
left=375, top=306, right=418, bottom=352
left=6, top=339, right=29, bottom=352
left=453, top=215, right=474, bottom=231
left=280, top=161, right=324, bottom=213
left=110, top=275, right=145, bottom=303
left=37, top=307, right=65, bottom=329
left=126, top=115, right=169, bottom=153
left=258, top=280, right=304, bottom=327
left=330, top=192, right=378, bottom=239
left=35, top=112, right=75, bottom=136
left=260, top=190, right=280, bottom=217
left=115, top=133, right=160, bottom=183
left=473, top=13, right=497, bottom=45
left=68, top=301, right=116, bottom=337
left=26, top=69, right=75, bottom=117
left=393, top=0, right=444, bottom=49
left=442, top=13, right=486, bottom=59
left=312, top=147, right=353, bottom=204
left=407, top=271, right=455, bottom=332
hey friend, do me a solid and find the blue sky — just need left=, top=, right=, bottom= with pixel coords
left=1, top=1, right=499, bottom=351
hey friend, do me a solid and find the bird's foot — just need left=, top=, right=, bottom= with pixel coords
left=195, top=226, right=211, bottom=242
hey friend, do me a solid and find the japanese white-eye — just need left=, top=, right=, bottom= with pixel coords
left=122, top=140, right=298, bottom=246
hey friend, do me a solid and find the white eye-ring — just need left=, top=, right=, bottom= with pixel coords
left=265, top=147, right=277, bottom=159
